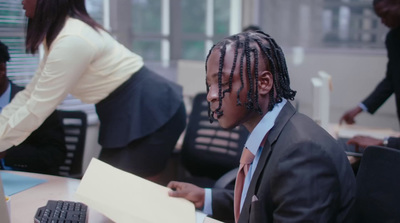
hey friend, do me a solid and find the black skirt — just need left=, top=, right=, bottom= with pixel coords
left=95, top=66, right=184, bottom=148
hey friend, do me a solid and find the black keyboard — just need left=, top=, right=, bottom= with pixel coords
left=34, top=200, right=88, bottom=223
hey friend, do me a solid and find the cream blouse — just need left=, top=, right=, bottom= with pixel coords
left=0, top=18, right=144, bottom=151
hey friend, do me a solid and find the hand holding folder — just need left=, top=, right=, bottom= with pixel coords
left=75, top=158, right=196, bottom=223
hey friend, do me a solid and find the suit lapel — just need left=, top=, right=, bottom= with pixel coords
left=239, top=102, right=297, bottom=222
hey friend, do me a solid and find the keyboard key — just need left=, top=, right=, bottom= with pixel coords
left=34, top=200, right=88, bottom=223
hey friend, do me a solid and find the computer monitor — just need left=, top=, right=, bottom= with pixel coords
left=0, top=174, right=10, bottom=223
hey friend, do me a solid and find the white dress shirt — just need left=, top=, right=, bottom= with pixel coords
left=0, top=18, right=144, bottom=151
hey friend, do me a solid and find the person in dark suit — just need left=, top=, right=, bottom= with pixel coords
left=0, top=40, right=66, bottom=175
left=340, top=0, right=400, bottom=126
left=339, top=0, right=400, bottom=152
left=167, top=31, right=356, bottom=223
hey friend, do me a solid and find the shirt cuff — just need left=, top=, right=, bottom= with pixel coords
left=359, top=103, right=368, bottom=112
left=202, top=188, right=213, bottom=216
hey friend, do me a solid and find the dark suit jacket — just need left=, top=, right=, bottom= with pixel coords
left=362, top=27, right=400, bottom=125
left=1, top=82, right=66, bottom=175
left=387, top=137, right=400, bottom=150
left=211, top=103, right=356, bottom=223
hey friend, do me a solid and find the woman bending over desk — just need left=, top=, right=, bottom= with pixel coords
left=0, top=0, right=186, bottom=183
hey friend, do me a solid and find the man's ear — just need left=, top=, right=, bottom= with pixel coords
left=258, top=70, right=273, bottom=96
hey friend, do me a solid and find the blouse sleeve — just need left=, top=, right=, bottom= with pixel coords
left=0, top=34, right=96, bottom=151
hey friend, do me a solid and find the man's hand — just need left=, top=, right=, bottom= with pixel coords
left=340, top=106, right=363, bottom=125
left=167, top=181, right=206, bottom=209
left=347, top=135, right=384, bottom=152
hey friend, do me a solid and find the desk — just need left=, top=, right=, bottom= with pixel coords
left=4, top=171, right=222, bottom=223
left=328, top=123, right=400, bottom=164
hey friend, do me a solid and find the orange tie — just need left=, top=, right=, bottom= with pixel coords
left=234, top=147, right=255, bottom=222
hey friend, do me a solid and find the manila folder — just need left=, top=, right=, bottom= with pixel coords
left=75, top=158, right=195, bottom=223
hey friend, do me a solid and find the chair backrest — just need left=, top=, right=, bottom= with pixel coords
left=57, top=110, right=87, bottom=178
left=181, top=93, right=249, bottom=180
left=355, top=145, right=400, bottom=223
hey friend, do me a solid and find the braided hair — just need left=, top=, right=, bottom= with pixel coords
left=205, top=30, right=296, bottom=122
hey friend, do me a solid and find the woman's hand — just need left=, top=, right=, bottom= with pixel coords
left=167, top=181, right=205, bottom=209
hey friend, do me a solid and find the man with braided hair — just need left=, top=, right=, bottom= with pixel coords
left=168, top=31, right=355, bottom=223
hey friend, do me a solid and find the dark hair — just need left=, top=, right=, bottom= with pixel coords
left=373, top=0, right=398, bottom=6
left=205, top=30, right=296, bottom=120
left=26, top=0, right=104, bottom=54
left=243, top=25, right=261, bottom=32
left=373, top=0, right=382, bottom=5
left=0, top=41, right=10, bottom=63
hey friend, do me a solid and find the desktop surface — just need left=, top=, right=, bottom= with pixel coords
left=1, top=170, right=221, bottom=223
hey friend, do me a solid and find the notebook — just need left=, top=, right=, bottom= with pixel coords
left=0, top=174, right=10, bottom=223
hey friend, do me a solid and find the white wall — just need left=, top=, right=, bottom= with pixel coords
left=284, top=48, right=398, bottom=131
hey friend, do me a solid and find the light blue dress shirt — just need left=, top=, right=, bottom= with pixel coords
left=0, top=82, right=12, bottom=170
left=0, top=82, right=11, bottom=113
left=359, top=103, right=368, bottom=112
left=203, top=99, right=287, bottom=215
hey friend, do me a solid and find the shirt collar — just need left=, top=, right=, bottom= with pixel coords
left=245, top=99, right=287, bottom=155
left=0, top=82, right=11, bottom=112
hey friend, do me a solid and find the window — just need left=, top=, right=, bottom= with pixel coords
left=322, top=0, right=388, bottom=48
left=0, top=0, right=39, bottom=86
left=126, top=0, right=235, bottom=63
left=258, top=0, right=387, bottom=49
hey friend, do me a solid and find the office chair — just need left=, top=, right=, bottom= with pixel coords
left=179, top=93, right=249, bottom=188
left=355, top=145, right=400, bottom=223
left=57, top=110, right=88, bottom=178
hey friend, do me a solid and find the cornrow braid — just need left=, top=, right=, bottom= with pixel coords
left=237, top=44, right=245, bottom=106
left=223, top=35, right=240, bottom=98
left=205, top=44, right=216, bottom=122
left=244, top=32, right=255, bottom=111
left=215, top=42, right=227, bottom=119
left=252, top=47, right=263, bottom=115
left=205, top=30, right=296, bottom=121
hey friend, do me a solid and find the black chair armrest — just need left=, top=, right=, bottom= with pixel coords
left=213, top=167, right=238, bottom=189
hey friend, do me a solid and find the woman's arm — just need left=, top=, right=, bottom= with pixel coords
left=0, top=34, right=96, bottom=151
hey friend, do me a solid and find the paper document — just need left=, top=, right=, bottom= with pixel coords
left=75, top=158, right=196, bottom=223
